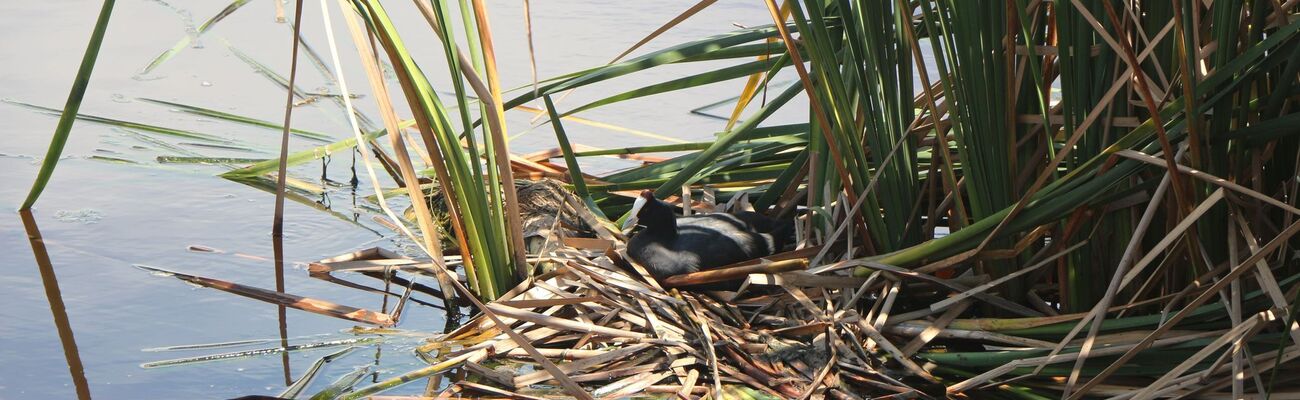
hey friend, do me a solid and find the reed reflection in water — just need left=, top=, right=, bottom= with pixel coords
left=19, top=210, right=91, bottom=400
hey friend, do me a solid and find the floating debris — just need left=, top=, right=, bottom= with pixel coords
left=53, top=209, right=103, bottom=224
left=134, top=264, right=395, bottom=326
left=278, top=346, right=359, bottom=399
left=142, top=338, right=274, bottom=353
left=186, top=244, right=219, bottom=253
left=141, top=338, right=375, bottom=369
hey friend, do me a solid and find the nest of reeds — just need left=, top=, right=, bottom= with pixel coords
left=414, top=254, right=905, bottom=399
left=318, top=195, right=945, bottom=399
left=289, top=184, right=943, bottom=398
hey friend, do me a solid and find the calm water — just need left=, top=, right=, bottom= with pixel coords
left=0, top=0, right=803, bottom=398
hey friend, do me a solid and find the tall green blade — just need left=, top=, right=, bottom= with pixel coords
left=22, top=0, right=116, bottom=211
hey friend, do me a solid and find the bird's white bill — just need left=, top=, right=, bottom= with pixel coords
left=622, top=196, right=647, bottom=230
left=621, top=216, right=639, bottom=231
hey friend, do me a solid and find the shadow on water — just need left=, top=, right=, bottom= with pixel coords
left=19, top=210, right=92, bottom=400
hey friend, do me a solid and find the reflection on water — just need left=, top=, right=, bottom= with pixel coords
left=276, top=243, right=293, bottom=387
left=19, top=210, right=92, bottom=400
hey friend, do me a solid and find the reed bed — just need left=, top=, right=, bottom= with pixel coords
left=15, top=0, right=1300, bottom=398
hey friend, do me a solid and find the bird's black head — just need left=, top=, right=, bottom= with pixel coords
left=623, top=190, right=677, bottom=232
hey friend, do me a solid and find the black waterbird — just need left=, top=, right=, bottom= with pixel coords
left=623, top=190, right=792, bottom=281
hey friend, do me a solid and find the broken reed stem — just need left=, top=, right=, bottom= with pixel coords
left=272, top=0, right=305, bottom=241
left=661, top=259, right=809, bottom=288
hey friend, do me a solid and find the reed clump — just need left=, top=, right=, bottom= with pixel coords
left=18, top=0, right=1300, bottom=398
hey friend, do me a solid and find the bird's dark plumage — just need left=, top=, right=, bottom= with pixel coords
left=624, top=190, right=791, bottom=281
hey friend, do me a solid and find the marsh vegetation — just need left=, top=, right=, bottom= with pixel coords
left=9, top=0, right=1300, bottom=398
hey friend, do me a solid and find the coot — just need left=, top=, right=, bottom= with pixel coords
left=623, top=190, right=790, bottom=280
